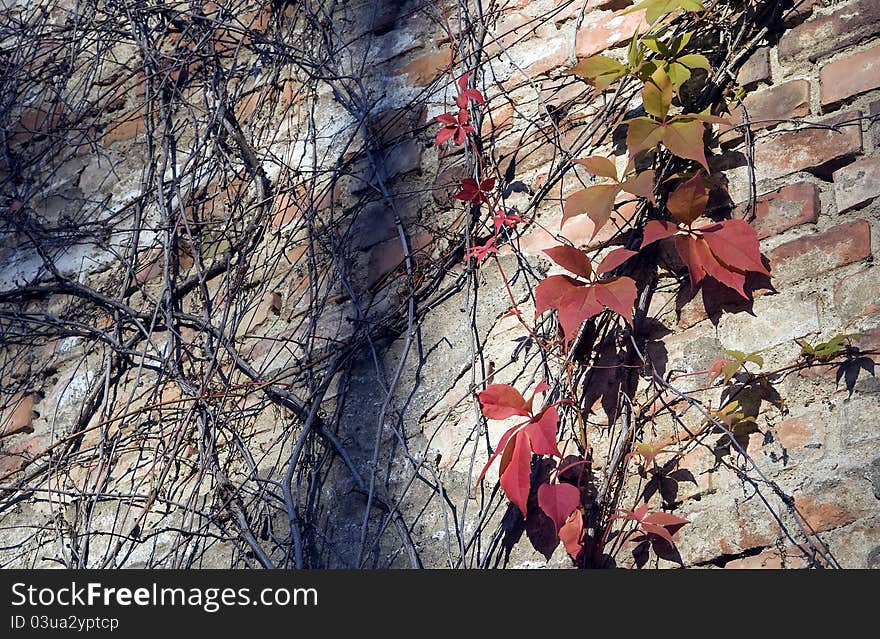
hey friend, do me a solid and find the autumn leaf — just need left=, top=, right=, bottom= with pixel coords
left=543, top=245, right=593, bottom=280
left=667, top=173, right=708, bottom=225
left=537, top=482, right=581, bottom=531
left=592, top=277, right=638, bottom=326
left=524, top=406, right=563, bottom=458
left=574, top=156, right=619, bottom=180
left=642, top=67, right=673, bottom=120
left=559, top=509, right=585, bottom=559
left=620, top=169, right=656, bottom=203
left=562, top=184, right=620, bottom=233
left=500, top=430, right=533, bottom=517
left=597, top=248, right=637, bottom=275
left=640, top=220, right=678, bottom=248
left=455, top=177, right=496, bottom=204
left=663, top=118, right=709, bottom=171
left=555, top=285, right=606, bottom=340
left=535, top=274, right=581, bottom=319
left=477, top=384, right=531, bottom=420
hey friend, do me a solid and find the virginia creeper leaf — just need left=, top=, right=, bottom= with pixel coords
left=640, top=220, right=678, bottom=248
left=562, top=184, right=621, bottom=233
left=667, top=173, right=708, bottom=226
left=626, top=117, right=665, bottom=156
left=569, top=55, right=627, bottom=90
left=543, top=245, right=593, bottom=280
left=597, top=248, right=637, bottom=275
left=524, top=406, right=563, bottom=458
left=643, top=67, right=673, bottom=120
left=478, top=384, right=531, bottom=420
left=700, top=219, right=770, bottom=276
left=500, top=430, right=532, bottom=517
left=663, top=118, right=709, bottom=171
left=593, top=276, right=638, bottom=325
left=556, top=286, right=605, bottom=341
left=535, top=274, right=581, bottom=318
left=620, top=169, right=656, bottom=203
left=537, top=483, right=581, bottom=531
left=559, top=510, right=585, bottom=559
left=574, top=156, right=619, bottom=180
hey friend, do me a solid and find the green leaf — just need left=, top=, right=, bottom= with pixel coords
left=677, top=53, right=711, bottom=71
left=569, top=55, right=627, bottom=90
left=669, top=32, right=693, bottom=55
left=643, top=67, right=673, bottom=120
left=666, top=62, right=692, bottom=91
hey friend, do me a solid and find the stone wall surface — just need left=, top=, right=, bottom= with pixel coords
left=0, top=0, right=877, bottom=568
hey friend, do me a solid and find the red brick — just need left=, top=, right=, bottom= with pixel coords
left=395, top=49, right=454, bottom=86
left=794, top=494, right=858, bottom=533
left=0, top=434, right=50, bottom=479
left=724, top=546, right=810, bottom=569
left=820, top=43, right=880, bottom=106
left=833, top=157, right=880, bottom=213
left=575, top=9, right=647, bottom=59
left=728, top=80, right=811, bottom=135
left=753, top=111, right=863, bottom=180
left=736, top=47, right=771, bottom=87
left=102, top=107, right=145, bottom=146
left=481, top=101, right=515, bottom=138
left=768, top=219, right=872, bottom=285
left=772, top=412, right=825, bottom=464
left=523, top=37, right=571, bottom=77
left=0, top=393, right=36, bottom=439
left=779, top=0, right=880, bottom=63
left=11, top=105, right=65, bottom=144
left=741, top=182, right=820, bottom=240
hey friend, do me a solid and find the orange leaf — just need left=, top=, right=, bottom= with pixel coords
left=663, top=118, right=709, bottom=171
left=574, top=156, right=619, bottom=180
left=562, top=184, right=621, bottom=234
left=500, top=430, right=532, bottom=517
left=667, top=173, right=708, bottom=226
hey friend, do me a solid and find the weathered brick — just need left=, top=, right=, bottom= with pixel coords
left=768, top=219, right=872, bottom=285
left=481, top=100, right=515, bottom=138
left=736, top=47, right=771, bottom=87
left=771, top=412, right=825, bottom=465
left=743, top=182, right=820, bottom=240
left=820, top=43, right=880, bottom=106
left=368, top=104, right=427, bottom=148
left=833, top=267, right=880, bottom=326
left=0, top=434, right=50, bottom=479
left=833, top=157, right=880, bottom=213
left=575, top=9, right=647, bottom=59
left=871, top=100, right=880, bottom=147
left=486, top=11, right=559, bottom=55
left=778, top=0, right=880, bottom=63
left=724, top=546, right=810, bottom=569
left=367, top=232, right=433, bottom=287
left=729, top=79, right=811, bottom=134
left=102, top=108, right=145, bottom=146
left=395, top=49, right=454, bottom=86
left=753, top=111, right=863, bottom=180
left=0, top=393, right=36, bottom=439
left=795, top=494, right=859, bottom=533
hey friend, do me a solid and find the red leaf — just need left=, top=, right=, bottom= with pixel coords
left=478, top=384, right=531, bottom=420
left=543, top=245, right=593, bottom=279
left=593, top=276, right=638, bottom=325
left=537, top=483, right=581, bottom=531
left=642, top=511, right=690, bottom=528
left=500, top=430, right=532, bottom=517
left=640, top=521, right=676, bottom=545
left=667, top=173, right=708, bottom=226
left=562, top=184, right=621, bottom=233
left=464, top=236, right=498, bottom=263
left=641, top=220, right=678, bottom=248
left=574, top=156, right=619, bottom=180
left=524, top=406, right=562, bottom=458
left=458, top=87, right=485, bottom=104
left=556, top=285, right=604, bottom=341
left=455, top=177, right=494, bottom=204
left=677, top=234, right=748, bottom=297
left=534, top=274, right=581, bottom=318
left=435, top=126, right=456, bottom=145
left=700, top=219, right=769, bottom=276
left=476, top=421, right=522, bottom=485
left=457, top=71, right=473, bottom=91
left=434, top=113, right=457, bottom=125
left=559, top=510, right=585, bottom=559
left=597, top=248, right=637, bottom=275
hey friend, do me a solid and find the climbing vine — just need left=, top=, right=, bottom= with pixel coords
left=434, top=0, right=875, bottom=567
